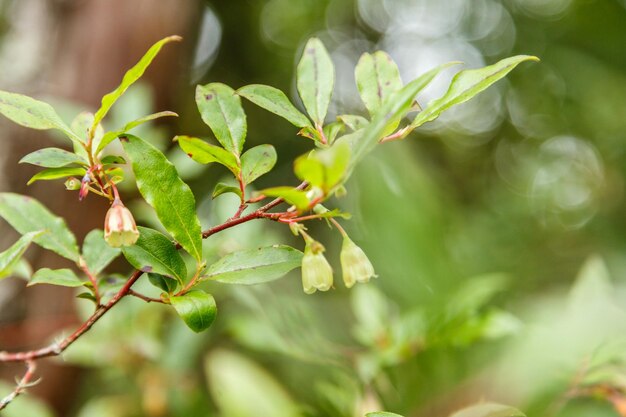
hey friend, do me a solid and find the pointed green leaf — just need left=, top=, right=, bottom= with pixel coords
left=0, top=193, right=79, bottom=261
left=323, top=121, right=344, bottom=144
left=123, top=110, right=178, bottom=131
left=296, top=37, right=335, bottom=126
left=256, top=187, right=310, bottom=212
left=29, top=268, right=84, bottom=287
left=241, top=145, right=277, bottom=185
left=196, top=83, right=247, bottom=156
left=71, top=111, right=102, bottom=144
left=19, top=148, right=86, bottom=168
left=121, top=135, right=203, bottom=260
left=91, top=35, right=181, bottom=132
left=0, top=231, right=44, bottom=279
left=350, top=62, right=459, bottom=169
left=213, top=182, right=242, bottom=199
left=448, top=403, right=525, bottom=417
left=338, top=115, right=368, bottom=131
left=27, top=167, right=86, bottom=185
left=176, top=135, right=239, bottom=174
left=82, top=229, right=121, bottom=275
left=0, top=90, right=82, bottom=144
left=170, top=290, right=217, bottom=333
left=121, top=226, right=187, bottom=285
left=411, top=55, right=539, bottom=128
left=355, top=51, right=403, bottom=117
left=237, top=84, right=312, bottom=128
left=203, top=245, right=303, bottom=285
left=96, top=131, right=123, bottom=155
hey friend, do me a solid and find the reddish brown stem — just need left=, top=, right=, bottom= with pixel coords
left=0, top=360, right=37, bottom=410
left=128, top=289, right=165, bottom=304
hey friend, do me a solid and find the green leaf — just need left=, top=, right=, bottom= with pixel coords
left=323, top=121, right=344, bottom=144
left=170, top=290, right=217, bottom=333
left=82, top=229, right=120, bottom=275
left=148, top=272, right=178, bottom=294
left=296, top=37, right=335, bottom=126
left=237, top=84, right=312, bottom=128
left=29, top=268, right=84, bottom=287
left=121, top=226, right=187, bottom=285
left=176, top=135, right=239, bottom=174
left=91, top=35, right=181, bottom=133
left=122, top=110, right=178, bottom=131
left=294, top=142, right=350, bottom=193
left=0, top=90, right=82, bottom=144
left=0, top=193, right=79, bottom=261
left=71, top=111, right=102, bottom=145
left=257, top=187, right=310, bottom=211
left=196, top=83, right=247, bottom=156
left=355, top=51, right=403, bottom=117
left=411, top=55, right=539, bottom=128
left=203, top=245, right=303, bottom=285
left=19, top=148, right=86, bottom=168
left=0, top=231, right=44, bottom=279
left=241, top=145, right=277, bottom=185
left=338, top=114, right=368, bottom=131
left=448, top=403, right=525, bottom=417
left=121, top=135, right=203, bottom=261
left=100, top=155, right=126, bottom=165
left=213, top=182, right=242, bottom=199
left=27, top=167, right=86, bottom=185
left=96, top=131, right=123, bottom=155
left=350, top=62, right=459, bottom=170
left=366, top=413, right=404, bottom=417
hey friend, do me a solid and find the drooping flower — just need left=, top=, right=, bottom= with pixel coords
left=301, top=239, right=333, bottom=294
left=104, top=198, right=139, bottom=247
left=340, top=236, right=377, bottom=288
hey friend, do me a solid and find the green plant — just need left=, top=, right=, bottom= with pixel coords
left=0, top=34, right=536, bottom=412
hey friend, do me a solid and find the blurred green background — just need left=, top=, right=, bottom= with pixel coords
left=1, top=0, right=626, bottom=416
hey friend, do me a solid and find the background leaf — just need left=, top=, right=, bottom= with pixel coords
left=29, top=268, right=84, bottom=287
left=411, top=55, right=539, bottom=128
left=240, top=144, right=277, bottom=185
left=355, top=51, right=403, bottom=117
left=213, top=182, right=242, bottom=199
left=237, top=84, right=311, bottom=128
left=448, top=403, right=525, bottom=417
left=196, top=83, right=247, bottom=156
left=121, top=135, right=203, bottom=261
left=0, top=193, right=79, bottom=262
left=0, top=90, right=82, bottom=143
left=82, top=229, right=121, bottom=275
left=91, top=35, right=181, bottom=132
left=366, top=413, right=405, bottom=417
left=19, top=148, right=85, bottom=168
left=296, top=37, right=334, bottom=126
left=121, top=226, right=187, bottom=285
left=203, top=245, right=303, bottom=285
left=170, top=290, right=217, bottom=333
left=0, top=231, right=43, bottom=279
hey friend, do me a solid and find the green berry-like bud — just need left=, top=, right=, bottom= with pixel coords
left=340, top=237, right=377, bottom=288
left=301, top=240, right=333, bottom=294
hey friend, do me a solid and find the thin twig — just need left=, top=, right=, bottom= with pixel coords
left=128, top=289, right=165, bottom=304
left=0, top=360, right=37, bottom=410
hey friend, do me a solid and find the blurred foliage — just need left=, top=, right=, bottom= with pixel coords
left=2, top=0, right=626, bottom=416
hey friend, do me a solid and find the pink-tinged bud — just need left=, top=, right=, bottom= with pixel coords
left=78, top=173, right=90, bottom=201
left=301, top=240, right=333, bottom=294
left=340, top=237, right=377, bottom=288
left=104, top=198, right=139, bottom=247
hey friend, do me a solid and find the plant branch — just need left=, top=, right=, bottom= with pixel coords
left=0, top=360, right=37, bottom=410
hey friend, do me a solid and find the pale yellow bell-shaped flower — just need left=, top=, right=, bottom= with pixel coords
left=104, top=198, right=140, bottom=247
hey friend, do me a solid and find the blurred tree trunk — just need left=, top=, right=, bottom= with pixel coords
left=0, top=0, right=201, bottom=413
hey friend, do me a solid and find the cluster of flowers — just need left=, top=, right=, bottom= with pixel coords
left=301, top=234, right=377, bottom=294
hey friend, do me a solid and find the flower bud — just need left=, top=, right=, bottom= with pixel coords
left=340, top=237, right=377, bottom=288
left=301, top=240, right=333, bottom=294
left=78, top=173, right=90, bottom=201
left=104, top=198, right=140, bottom=247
